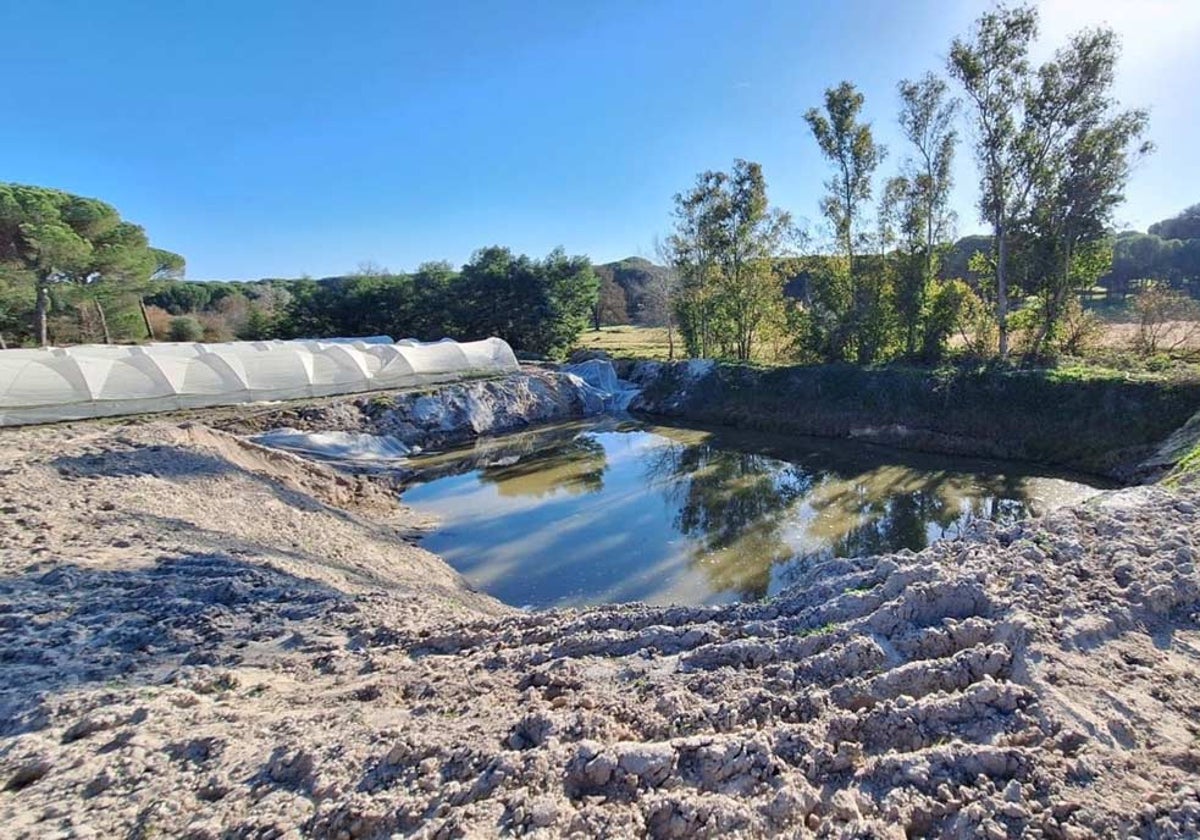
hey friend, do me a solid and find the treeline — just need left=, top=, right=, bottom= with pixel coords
left=935, top=207, right=1200, bottom=296
left=1106, top=224, right=1200, bottom=294
left=0, top=181, right=600, bottom=357
left=663, top=3, right=1155, bottom=364
left=145, top=246, right=598, bottom=358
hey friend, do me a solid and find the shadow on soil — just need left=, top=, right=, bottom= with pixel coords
left=0, top=550, right=354, bottom=739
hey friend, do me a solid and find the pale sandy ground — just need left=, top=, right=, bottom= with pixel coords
left=2, top=412, right=1200, bottom=838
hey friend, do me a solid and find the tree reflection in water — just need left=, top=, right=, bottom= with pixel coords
left=477, top=435, right=608, bottom=497
left=642, top=426, right=1082, bottom=601
left=401, top=419, right=1104, bottom=608
left=642, top=438, right=814, bottom=600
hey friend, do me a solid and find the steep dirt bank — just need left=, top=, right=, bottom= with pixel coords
left=1, top=414, right=1199, bottom=838
left=626, top=361, right=1200, bottom=481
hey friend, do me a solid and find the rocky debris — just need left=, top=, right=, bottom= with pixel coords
left=219, top=368, right=605, bottom=452
left=1, top=419, right=1200, bottom=837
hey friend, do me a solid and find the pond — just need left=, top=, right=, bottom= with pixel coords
left=400, top=418, right=1107, bottom=610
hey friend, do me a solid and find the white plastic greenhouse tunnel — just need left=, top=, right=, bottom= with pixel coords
left=0, top=336, right=519, bottom=426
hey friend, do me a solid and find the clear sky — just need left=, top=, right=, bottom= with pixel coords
left=4, top=0, right=1197, bottom=280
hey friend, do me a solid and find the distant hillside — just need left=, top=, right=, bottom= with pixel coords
left=594, top=257, right=673, bottom=325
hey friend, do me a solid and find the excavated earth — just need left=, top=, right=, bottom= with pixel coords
left=3, top=374, right=1200, bottom=838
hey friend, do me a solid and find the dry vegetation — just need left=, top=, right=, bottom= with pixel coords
left=574, top=326, right=678, bottom=361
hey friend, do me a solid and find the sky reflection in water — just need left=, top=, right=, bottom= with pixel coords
left=401, top=419, right=1106, bottom=610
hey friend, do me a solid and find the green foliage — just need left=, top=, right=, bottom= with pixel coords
left=650, top=360, right=1200, bottom=477
left=238, top=304, right=275, bottom=341
left=948, top=5, right=1150, bottom=358
left=797, top=256, right=853, bottom=362
left=1149, top=205, right=1200, bottom=242
left=167, top=315, right=203, bottom=342
left=892, top=72, right=958, bottom=358
left=667, top=160, right=793, bottom=361
left=804, top=82, right=889, bottom=364
left=454, top=246, right=598, bottom=358
left=805, top=81, right=885, bottom=267
left=1164, top=440, right=1200, bottom=487
left=921, top=278, right=972, bottom=361
left=0, top=182, right=184, bottom=346
left=1106, top=230, right=1200, bottom=292
left=140, top=246, right=600, bottom=358
left=0, top=270, right=35, bottom=346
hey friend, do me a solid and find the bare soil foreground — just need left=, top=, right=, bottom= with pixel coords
left=3, top=405, right=1200, bottom=837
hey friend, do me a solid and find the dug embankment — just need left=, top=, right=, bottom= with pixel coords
left=628, top=361, right=1200, bottom=481
left=2, top=367, right=1200, bottom=838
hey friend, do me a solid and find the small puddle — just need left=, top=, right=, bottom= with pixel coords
left=400, top=418, right=1108, bottom=609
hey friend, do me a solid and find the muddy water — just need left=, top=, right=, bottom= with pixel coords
left=401, top=418, right=1107, bottom=609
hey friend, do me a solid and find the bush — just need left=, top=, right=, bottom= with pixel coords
left=1056, top=298, right=1104, bottom=356
left=1132, top=284, right=1200, bottom=356
left=167, top=316, right=204, bottom=343
left=921, top=279, right=971, bottom=362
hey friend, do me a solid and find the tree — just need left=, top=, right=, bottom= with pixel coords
left=715, top=161, right=794, bottom=361
left=238, top=303, right=275, bottom=340
left=457, top=246, right=598, bottom=358
left=536, top=248, right=601, bottom=358
left=950, top=6, right=1144, bottom=360
left=0, top=183, right=183, bottom=346
left=805, top=82, right=886, bottom=362
left=1149, top=205, right=1200, bottom=242
left=894, top=73, right=958, bottom=356
left=949, top=4, right=1038, bottom=357
left=668, top=170, right=730, bottom=357
left=409, top=260, right=458, bottom=339
left=667, top=160, right=793, bottom=361
left=805, top=82, right=885, bottom=285
left=650, top=236, right=681, bottom=360
left=1019, top=95, right=1151, bottom=357
left=0, top=271, right=35, bottom=348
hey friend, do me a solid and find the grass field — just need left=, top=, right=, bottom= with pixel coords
left=572, top=325, right=677, bottom=360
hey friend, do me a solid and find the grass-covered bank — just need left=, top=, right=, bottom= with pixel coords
left=629, top=361, right=1200, bottom=481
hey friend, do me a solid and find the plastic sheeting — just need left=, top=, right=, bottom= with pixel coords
left=252, top=428, right=411, bottom=462
left=0, top=337, right=519, bottom=426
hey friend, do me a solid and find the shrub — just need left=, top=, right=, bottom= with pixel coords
left=167, top=316, right=204, bottom=343
left=1056, top=298, right=1104, bottom=356
left=921, top=279, right=970, bottom=362
left=1132, top=284, right=1200, bottom=356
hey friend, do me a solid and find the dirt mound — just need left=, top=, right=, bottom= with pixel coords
left=1, top=422, right=1199, bottom=838
left=216, top=369, right=604, bottom=448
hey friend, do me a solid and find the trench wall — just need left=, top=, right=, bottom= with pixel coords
left=629, top=361, right=1200, bottom=481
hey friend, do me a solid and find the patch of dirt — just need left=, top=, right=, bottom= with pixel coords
left=1, top=420, right=1200, bottom=838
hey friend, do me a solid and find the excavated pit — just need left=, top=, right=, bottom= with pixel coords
left=1, top=373, right=1199, bottom=838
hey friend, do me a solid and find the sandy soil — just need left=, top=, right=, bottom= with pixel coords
left=2, top=413, right=1200, bottom=838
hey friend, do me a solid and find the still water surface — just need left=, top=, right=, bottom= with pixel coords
left=401, top=419, right=1105, bottom=609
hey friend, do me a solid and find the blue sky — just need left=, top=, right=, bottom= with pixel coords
left=4, top=0, right=1198, bottom=280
